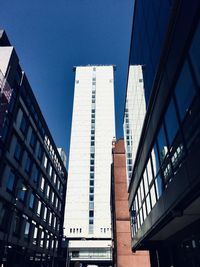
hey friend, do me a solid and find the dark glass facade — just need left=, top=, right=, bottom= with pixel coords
left=130, top=0, right=172, bottom=103
left=127, top=1, right=200, bottom=267
left=0, top=31, right=67, bottom=267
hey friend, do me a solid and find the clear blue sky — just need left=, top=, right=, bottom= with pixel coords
left=0, top=0, right=134, bottom=163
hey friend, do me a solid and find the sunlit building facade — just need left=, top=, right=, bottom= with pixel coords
left=64, top=66, right=115, bottom=266
left=123, top=65, right=146, bottom=185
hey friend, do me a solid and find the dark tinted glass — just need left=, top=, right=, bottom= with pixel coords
left=7, top=171, right=15, bottom=192
left=157, top=125, right=168, bottom=163
left=151, top=145, right=160, bottom=176
left=175, top=62, right=196, bottom=120
left=29, top=193, right=35, bottom=209
left=14, top=141, right=22, bottom=161
left=189, top=22, right=200, bottom=85
left=25, top=156, right=32, bottom=174
left=165, top=99, right=179, bottom=145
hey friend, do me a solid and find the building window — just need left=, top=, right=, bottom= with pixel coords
left=0, top=201, right=7, bottom=230
left=89, top=210, right=94, bottom=217
left=32, top=165, right=40, bottom=184
left=175, top=61, right=196, bottom=120
left=20, top=114, right=28, bottom=135
left=89, top=218, right=93, bottom=225
left=57, top=179, right=60, bottom=191
left=40, top=177, right=45, bottom=191
left=29, top=193, right=35, bottom=209
left=157, top=125, right=168, bottom=164
left=30, top=130, right=37, bottom=149
left=164, top=98, right=179, bottom=146
left=25, top=155, right=32, bottom=174
left=43, top=154, right=48, bottom=169
left=24, top=221, right=30, bottom=239
left=49, top=212, right=52, bottom=226
left=49, top=164, right=53, bottom=177
left=37, top=143, right=43, bottom=161
left=46, top=185, right=50, bottom=199
left=46, top=234, right=50, bottom=249
left=18, top=184, right=27, bottom=201
left=90, top=166, right=94, bottom=172
left=51, top=192, right=55, bottom=204
left=37, top=200, right=42, bottom=216
left=33, top=226, right=38, bottom=245
left=14, top=140, right=23, bottom=162
left=90, top=187, right=94, bottom=194
left=89, top=195, right=94, bottom=201
left=13, top=212, right=21, bottom=236
left=189, top=21, right=200, bottom=85
left=43, top=206, right=47, bottom=221
left=6, top=171, right=15, bottom=192
left=40, top=231, right=44, bottom=247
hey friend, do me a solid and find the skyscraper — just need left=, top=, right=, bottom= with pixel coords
left=123, top=65, right=146, bottom=185
left=64, top=65, right=115, bottom=265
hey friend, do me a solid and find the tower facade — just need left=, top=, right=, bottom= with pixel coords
left=64, top=65, right=115, bottom=264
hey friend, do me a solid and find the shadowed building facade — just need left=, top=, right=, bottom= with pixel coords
left=126, top=0, right=200, bottom=266
left=0, top=30, right=67, bottom=267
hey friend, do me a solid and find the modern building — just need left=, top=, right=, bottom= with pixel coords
left=0, top=30, right=68, bottom=267
left=126, top=0, right=200, bottom=266
left=111, top=138, right=150, bottom=267
left=123, top=65, right=146, bottom=185
left=64, top=65, right=115, bottom=266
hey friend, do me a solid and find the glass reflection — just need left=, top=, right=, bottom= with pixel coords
left=175, top=62, right=196, bottom=120
left=151, top=145, right=160, bottom=176
left=189, top=21, right=200, bottom=85
left=155, top=174, right=163, bottom=199
left=147, top=158, right=153, bottom=185
left=165, top=99, right=179, bottom=146
left=157, top=125, right=168, bottom=163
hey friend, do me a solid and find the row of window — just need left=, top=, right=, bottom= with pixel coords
left=6, top=170, right=61, bottom=233
left=13, top=135, right=63, bottom=204
left=70, top=228, right=82, bottom=234
left=131, top=22, right=200, bottom=236
left=19, top=88, right=64, bottom=174
left=124, top=107, right=133, bottom=182
left=0, top=200, right=58, bottom=250
left=18, top=110, right=64, bottom=190
left=88, top=73, right=96, bottom=234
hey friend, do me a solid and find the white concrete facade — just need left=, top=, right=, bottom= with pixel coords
left=123, top=65, right=146, bottom=186
left=64, top=66, right=115, bottom=261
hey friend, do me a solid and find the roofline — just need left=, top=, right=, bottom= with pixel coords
left=73, top=64, right=116, bottom=71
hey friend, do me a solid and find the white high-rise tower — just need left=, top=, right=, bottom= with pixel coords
left=64, top=65, right=115, bottom=264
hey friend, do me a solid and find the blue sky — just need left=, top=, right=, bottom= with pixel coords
left=0, top=0, right=134, bottom=162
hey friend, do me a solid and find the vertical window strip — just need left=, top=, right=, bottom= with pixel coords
left=89, top=71, right=96, bottom=234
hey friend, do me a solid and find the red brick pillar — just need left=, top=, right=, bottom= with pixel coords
left=112, top=139, right=150, bottom=267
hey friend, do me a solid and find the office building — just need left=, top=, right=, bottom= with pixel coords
left=111, top=139, right=150, bottom=267
left=64, top=65, right=115, bottom=266
left=126, top=1, right=200, bottom=266
left=123, top=65, right=146, bottom=185
left=0, top=30, right=67, bottom=267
